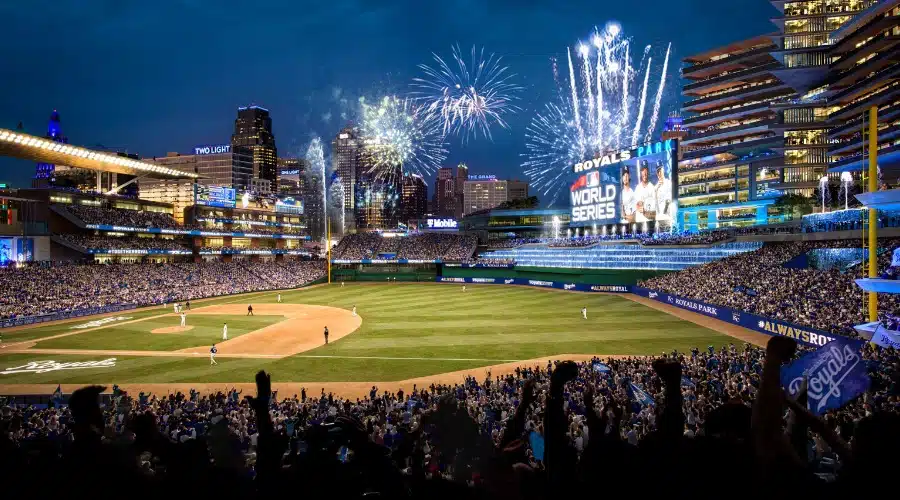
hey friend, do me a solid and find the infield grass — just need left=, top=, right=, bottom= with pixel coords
left=0, top=283, right=735, bottom=384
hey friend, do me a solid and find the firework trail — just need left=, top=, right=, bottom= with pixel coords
left=645, top=42, right=672, bottom=143
left=328, top=176, right=346, bottom=236
left=631, top=58, right=652, bottom=148
left=412, top=45, right=522, bottom=141
left=523, top=22, right=672, bottom=203
left=359, top=95, right=448, bottom=182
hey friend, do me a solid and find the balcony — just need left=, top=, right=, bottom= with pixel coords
left=682, top=135, right=782, bottom=160
left=829, top=123, right=900, bottom=155
left=682, top=101, right=780, bottom=128
left=829, top=101, right=900, bottom=137
left=684, top=81, right=788, bottom=111
left=684, top=118, right=778, bottom=145
left=829, top=72, right=900, bottom=122
left=684, top=61, right=783, bottom=93
left=683, top=46, right=777, bottom=76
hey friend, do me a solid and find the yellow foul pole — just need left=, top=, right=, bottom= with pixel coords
left=868, top=106, right=878, bottom=321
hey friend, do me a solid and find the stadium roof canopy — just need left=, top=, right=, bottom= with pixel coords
left=0, top=128, right=198, bottom=180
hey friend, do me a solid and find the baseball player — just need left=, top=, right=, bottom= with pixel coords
left=247, top=304, right=254, bottom=316
left=324, top=326, right=329, bottom=345
left=341, top=281, right=344, bottom=288
left=222, top=322, right=228, bottom=340
left=210, top=344, right=218, bottom=365
left=462, top=285, right=467, bottom=292
left=352, top=305, right=357, bottom=317
left=277, top=293, right=282, bottom=303
left=180, top=312, right=186, bottom=327
left=582, top=307, right=587, bottom=320
left=174, top=302, right=180, bottom=314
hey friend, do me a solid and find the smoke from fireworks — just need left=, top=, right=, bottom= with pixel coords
left=359, top=95, right=447, bottom=182
left=413, top=44, right=522, bottom=141
left=328, top=175, right=346, bottom=237
left=523, top=22, right=673, bottom=202
left=304, top=137, right=327, bottom=241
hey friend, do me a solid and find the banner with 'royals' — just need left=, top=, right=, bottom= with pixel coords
left=780, top=337, right=870, bottom=416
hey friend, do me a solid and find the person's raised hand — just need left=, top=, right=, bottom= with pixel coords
left=550, top=361, right=578, bottom=391
left=522, top=378, right=537, bottom=407
left=245, top=370, right=272, bottom=410
left=766, top=336, right=797, bottom=363
left=652, top=358, right=682, bottom=384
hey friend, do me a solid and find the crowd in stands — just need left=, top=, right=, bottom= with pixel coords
left=64, top=204, right=183, bottom=230
left=0, top=260, right=324, bottom=320
left=331, top=233, right=477, bottom=261
left=2, top=338, right=898, bottom=497
left=641, top=231, right=731, bottom=246
left=489, top=238, right=542, bottom=249
left=58, top=234, right=191, bottom=252
left=640, top=240, right=900, bottom=338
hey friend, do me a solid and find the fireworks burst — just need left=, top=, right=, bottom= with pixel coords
left=413, top=44, right=522, bottom=141
left=523, top=22, right=672, bottom=202
left=359, top=95, right=447, bottom=182
left=304, top=137, right=327, bottom=241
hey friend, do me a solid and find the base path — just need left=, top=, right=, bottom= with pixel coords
left=178, top=304, right=361, bottom=356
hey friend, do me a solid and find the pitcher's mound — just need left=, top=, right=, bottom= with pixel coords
left=152, top=325, right=195, bottom=334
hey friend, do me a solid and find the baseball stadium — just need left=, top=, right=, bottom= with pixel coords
left=2, top=1, right=900, bottom=496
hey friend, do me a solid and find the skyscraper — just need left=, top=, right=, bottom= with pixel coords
left=433, top=167, right=455, bottom=217
left=33, top=110, right=67, bottom=186
left=277, top=157, right=306, bottom=194
left=355, top=163, right=401, bottom=230
left=455, top=163, right=468, bottom=219
left=231, top=105, right=277, bottom=193
left=332, top=126, right=362, bottom=212
left=401, top=173, right=428, bottom=224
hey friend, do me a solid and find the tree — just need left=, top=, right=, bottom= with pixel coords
left=498, top=196, right=540, bottom=210
left=774, top=193, right=814, bottom=219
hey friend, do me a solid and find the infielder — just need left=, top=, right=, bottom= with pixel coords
left=352, top=305, right=357, bottom=316
left=222, top=322, right=228, bottom=340
left=277, top=293, right=282, bottom=303
left=582, top=307, right=587, bottom=320
left=210, top=344, right=218, bottom=365
left=180, top=312, right=186, bottom=327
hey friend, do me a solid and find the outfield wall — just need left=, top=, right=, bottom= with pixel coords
left=442, top=265, right=668, bottom=285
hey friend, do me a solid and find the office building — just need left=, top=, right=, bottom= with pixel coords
left=826, top=1, right=900, bottom=175
left=332, top=126, right=363, bottom=211
left=277, top=157, right=305, bottom=194
left=455, top=163, right=468, bottom=219
left=768, top=0, right=877, bottom=195
left=136, top=178, right=196, bottom=224
left=355, top=163, right=400, bottom=230
left=433, top=163, right=468, bottom=217
left=401, top=173, right=428, bottom=224
left=146, top=146, right=253, bottom=193
left=231, top=105, right=278, bottom=192
left=463, top=177, right=529, bottom=216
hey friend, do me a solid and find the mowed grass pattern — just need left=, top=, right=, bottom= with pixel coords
left=36, top=315, right=284, bottom=351
left=0, top=284, right=734, bottom=384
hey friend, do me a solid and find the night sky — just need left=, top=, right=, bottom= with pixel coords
left=0, top=0, right=776, bottom=196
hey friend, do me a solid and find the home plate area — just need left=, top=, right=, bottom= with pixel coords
left=177, top=304, right=361, bottom=357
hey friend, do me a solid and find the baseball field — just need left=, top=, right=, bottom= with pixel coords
left=0, top=283, right=768, bottom=397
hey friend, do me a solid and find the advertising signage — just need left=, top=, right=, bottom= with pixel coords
left=569, top=139, right=677, bottom=228
left=426, top=218, right=458, bottom=229
left=195, top=185, right=237, bottom=208
left=193, top=144, right=231, bottom=155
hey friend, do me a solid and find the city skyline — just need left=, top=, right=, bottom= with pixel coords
left=0, top=1, right=777, bottom=203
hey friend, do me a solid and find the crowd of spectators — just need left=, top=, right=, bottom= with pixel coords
left=0, top=260, right=324, bottom=320
left=64, top=204, right=183, bottom=230
left=2, top=338, right=897, bottom=496
left=640, top=231, right=731, bottom=246
left=488, top=238, right=542, bottom=249
left=331, top=233, right=477, bottom=262
left=58, top=234, right=191, bottom=252
left=640, top=240, right=900, bottom=338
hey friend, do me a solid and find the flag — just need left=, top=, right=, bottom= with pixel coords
left=593, top=362, right=611, bottom=374
left=780, top=337, right=870, bottom=416
left=681, top=376, right=696, bottom=388
left=52, top=384, right=63, bottom=406
left=628, top=382, right=655, bottom=407
left=529, top=431, right=545, bottom=461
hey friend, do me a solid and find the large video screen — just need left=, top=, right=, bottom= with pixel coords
left=569, top=140, right=677, bottom=228
left=195, top=185, right=237, bottom=208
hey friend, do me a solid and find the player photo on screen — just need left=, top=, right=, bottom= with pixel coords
left=619, top=154, right=674, bottom=225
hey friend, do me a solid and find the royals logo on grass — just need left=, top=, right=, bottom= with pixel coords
left=70, top=316, right=133, bottom=329
left=1, top=358, right=118, bottom=375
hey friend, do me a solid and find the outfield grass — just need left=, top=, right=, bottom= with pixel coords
left=0, top=283, right=736, bottom=384
left=36, top=315, right=284, bottom=351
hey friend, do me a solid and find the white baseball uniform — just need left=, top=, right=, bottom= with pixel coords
left=582, top=307, right=587, bottom=320
left=223, top=324, right=228, bottom=340
left=180, top=313, right=186, bottom=327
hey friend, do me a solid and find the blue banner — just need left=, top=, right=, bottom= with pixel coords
left=434, top=276, right=630, bottom=293
left=780, top=337, right=870, bottom=416
left=628, top=383, right=655, bottom=407
left=443, top=263, right=515, bottom=269
left=631, top=287, right=852, bottom=347
left=529, top=431, right=545, bottom=461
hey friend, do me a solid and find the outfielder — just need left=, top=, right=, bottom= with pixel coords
left=462, top=285, right=467, bottom=292
left=277, top=293, right=282, bottom=303
left=582, top=307, right=587, bottom=320
left=210, top=344, right=218, bottom=365
left=222, top=322, right=228, bottom=340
